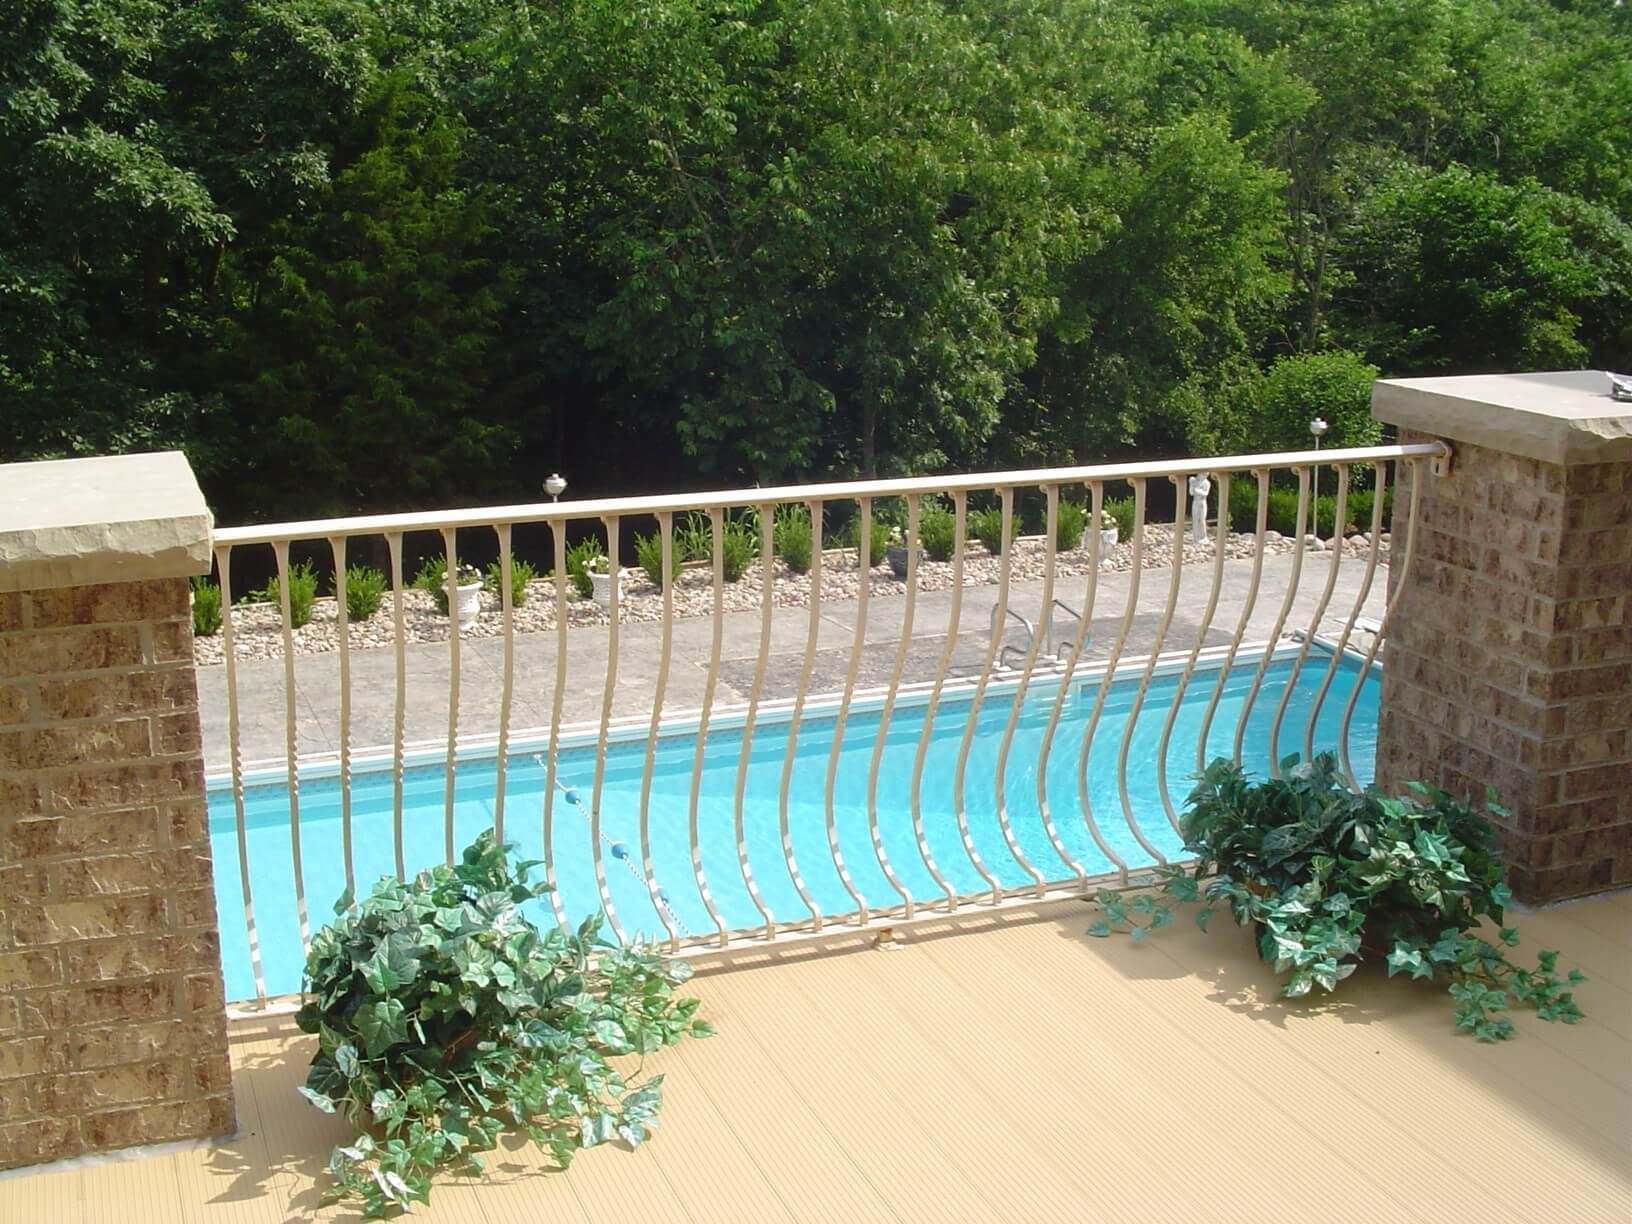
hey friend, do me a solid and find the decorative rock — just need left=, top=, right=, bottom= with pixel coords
left=194, top=525, right=1361, bottom=665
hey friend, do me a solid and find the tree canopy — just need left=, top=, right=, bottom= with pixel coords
left=3, top=0, right=1627, bottom=520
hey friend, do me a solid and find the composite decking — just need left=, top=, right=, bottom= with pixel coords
left=6, top=893, right=1629, bottom=1223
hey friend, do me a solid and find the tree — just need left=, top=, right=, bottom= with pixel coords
left=212, top=80, right=515, bottom=517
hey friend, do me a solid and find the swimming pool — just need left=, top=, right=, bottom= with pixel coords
left=208, top=648, right=1379, bottom=1001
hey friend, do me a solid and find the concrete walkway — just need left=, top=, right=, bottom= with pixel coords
left=198, top=550, right=1389, bottom=770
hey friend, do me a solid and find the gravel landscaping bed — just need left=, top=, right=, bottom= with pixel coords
left=194, top=527, right=1390, bottom=665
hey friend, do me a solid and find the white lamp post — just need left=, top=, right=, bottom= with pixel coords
left=1309, top=417, right=1328, bottom=539
left=544, top=473, right=567, bottom=503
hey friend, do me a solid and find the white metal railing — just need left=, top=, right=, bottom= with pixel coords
left=207, top=443, right=1444, bottom=1005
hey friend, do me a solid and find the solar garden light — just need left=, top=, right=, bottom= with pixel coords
left=544, top=472, right=567, bottom=502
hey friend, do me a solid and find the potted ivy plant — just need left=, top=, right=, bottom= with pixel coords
left=1088, top=754, right=1587, bottom=1042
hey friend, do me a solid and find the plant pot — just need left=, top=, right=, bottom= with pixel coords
left=589, top=568, right=613, bottom=607
left=1098, top=526, right=1119, bottom=552
left=454, top=581, right=482, bottom=628
left=885, top=545, right=914, bottom=579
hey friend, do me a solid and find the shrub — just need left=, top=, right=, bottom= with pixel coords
left=1055, top=501, right=1086, bottom=552
left=673, top=513, right=712, bottom=563
left=484, top=558, right=537, bottom=607
left=342, top=565, right=387, bottom=622
left=295, top=830, right=711, bottom=1218
left=564, top=537, right=602, bottom=599
left=1240, top=350, right=1384, bottom=455
left=773, top=504, right=813, bottom=574
left=1344, top=486, right=1394, bottom=534
left=918, top=503, right=956, bottom=562
left=1101, top=496, right=1135, bottom=542
left=719, top=517, right=759, bottom=581
left=257, top=560, right=319, bottom=628
left=633, top=530, right=668, bottom=590
left=190, top=577, right=222, bottom=636
left=967, top=506, right=1005, bottom=555
left=827, top=514, right=890, bottom=566
left=1089, top=755, right=1586, bottom=1042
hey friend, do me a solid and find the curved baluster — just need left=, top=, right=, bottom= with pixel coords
left=1269, top=466, right=1350, bottom=770
left=589, top=515, right=626, bottom=943
left=386, top=531, right=408, bottom=879
left=639, top=513, right=681, bottom=947
left=1155, top=474, right=1230, bottom=834
left=1115, top=480, right=1187, bottom=862
left=328, top=534, right=355, bottom=902
left=540, top=522, right=571, bottom=931
left=441, top=528, right=461, bottom=866
left=732, top=504, right=778, bottom=937
left=951, top=489, right=1014, bottom=905
left=688, top=508, right=732, bottom=944
left=1197, top=472, right=1269, bottom=773
left=271, top=540, right=309, bottom=953
left=216, top=546, right=267, bottom=1002
left=993, top=485, right=1060, bottom=893
left=493, top=524, right=517, bottom=843
left=1340, top=458, right=1425, bottom=790
left=1077, top=480, right=1164, bottom=877
left=908, top=492, right=966, bottom=910
left=776, top=500, right=826, bottom=927
left=865, top=497, right=920, bottom=916
left=1036, top=483, right=1119, bottom=883
left=1307, top=464, right=1387, bottom=764
left=1237, top=469, right=1310, bottom=775
left=823, top=499, right=877, bottom=924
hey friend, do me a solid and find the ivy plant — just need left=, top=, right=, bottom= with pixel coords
left=296, top=831, right=711, bottom=1217
left=1089, top=755, right=1585, bottom=1042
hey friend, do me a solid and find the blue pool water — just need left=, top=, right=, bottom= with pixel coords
left=209, top=651, right=1378, bottom=1000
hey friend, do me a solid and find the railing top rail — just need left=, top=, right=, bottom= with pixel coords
left=212, top=441, right=1445, bottom=546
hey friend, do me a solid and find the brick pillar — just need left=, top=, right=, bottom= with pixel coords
left=1372, top=372, right=1632, bottom=904
left=0, top=453, right=233, bottom=1170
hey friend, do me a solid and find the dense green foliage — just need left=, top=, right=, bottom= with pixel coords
left=296, top=831, right=709, bottom=1217
left=343, top=565, right=387, bottom=622
left=634, top=530, right=669, bottom=591
left=1055, top=501, right=1086, bottom=552
left=1090, top=756, right=1586, bottom=1041
left=190, top=577, right=221, bottom=637
left=773, top=504, right=814, bottom=574
left=917, top=503, right=956, bottom=562
left=483, top=558, right=536, bottom=607
left=255, top=560, right=318, bottom=627
left=5, top=0, right=1628, bottom=519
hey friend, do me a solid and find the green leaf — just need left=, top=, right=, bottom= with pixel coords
left=1086, top=920, right=1112, bottom=938
left=357, top=998, right=410, bottom=1057
left=299, top=1086, right=336, bottom=1114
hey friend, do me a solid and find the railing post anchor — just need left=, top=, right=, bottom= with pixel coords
left=873, top=926, right=905, bottom=952
left=1430, top=442, right=1454, bottom=478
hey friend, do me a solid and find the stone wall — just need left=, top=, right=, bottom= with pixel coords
left=0, top=577, right=234, bottom=1169
left=1375, top=421, right=1632, bottom=902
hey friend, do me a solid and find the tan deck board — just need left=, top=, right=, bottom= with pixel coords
left=6, top=896, right=1629, bottom=1223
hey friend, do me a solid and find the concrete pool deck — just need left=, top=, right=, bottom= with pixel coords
left=198, top=550, right=1389, bottom=771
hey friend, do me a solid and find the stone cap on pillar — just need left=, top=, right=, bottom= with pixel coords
left=0, top=450, right=213, bottom=592
left=1372, top=370, right=1632, bottom=466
